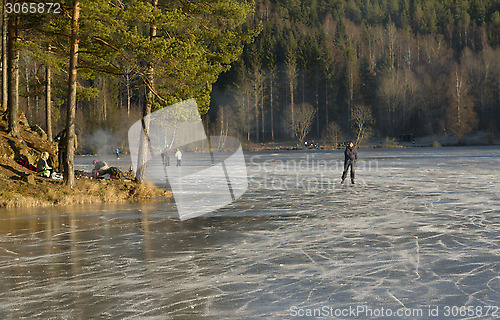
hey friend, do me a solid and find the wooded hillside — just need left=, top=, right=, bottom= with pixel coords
left=209, top=0, right=500, bottom=144
left=2, top=0, right=500, bottom=151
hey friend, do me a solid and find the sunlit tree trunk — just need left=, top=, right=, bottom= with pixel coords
left=325, top=77, right=328, bottom=133
left=24, top=64, right=30, bottom=119
left=125, top=72, right=131, bottom=117
left=315, top=73, right=319, bottom=137
left=252, top=68, right=263, bottom=142
left=63, top=0, right=80, bottom=188
left=269, top=70, right=275, bottom=140
left=1, top=3, right=7, bottom=111
left=45, top=46, right=52, bottom=140
left=286, top=64, right=297, bottom=138
left=136, top=0, right=159, bottom=182
left=261, top=85, right=264, bottom=141
left=254, top=84, right=259, bottom=142
left=446, top=64, right=477, bottom=142
left=7, top=15, right=19, bottom=137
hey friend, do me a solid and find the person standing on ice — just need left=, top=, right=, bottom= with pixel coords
left=161, top=146, right=171, bottom=166
left=341, top=141, right=357, bottom=184
left=175, top=148, right=183, bottom=167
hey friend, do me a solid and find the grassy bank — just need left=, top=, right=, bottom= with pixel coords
left=0, top=112, right=171, bottom=209
left=0, top=172, right=170, bottom=209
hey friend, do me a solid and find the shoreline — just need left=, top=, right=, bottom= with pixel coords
left=0, top=171, right=173, bottom=209
left=241, top=141, right=499, bottom=152
left=0, top=114, right=172, bottom=210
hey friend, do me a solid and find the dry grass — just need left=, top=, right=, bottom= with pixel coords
left=0, top=177, right=171, bottom=209
left=0, top=115, right=171, bottom=209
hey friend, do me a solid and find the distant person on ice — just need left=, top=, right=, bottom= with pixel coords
left=341, top=141, right=357, bottom=184
left=175, top=148, right=182, bottom=167
left=161, top=146, right=171, bottom=166
left=114, top=148, right=120, bottom=159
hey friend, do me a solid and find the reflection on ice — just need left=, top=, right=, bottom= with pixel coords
left=0, top=147, right=499, bottom=319
left=127, top=99, right=248, bottom=220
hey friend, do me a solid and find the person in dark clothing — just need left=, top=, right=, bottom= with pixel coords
left=161, top=146, right=171, bottom=166
left=54, top=129, right=77, bottom=172
left=37, top=152, right=53, bottom=177
left=54, top=130, right=65, bottom=172
left=341, top=141, right=357, bottom=184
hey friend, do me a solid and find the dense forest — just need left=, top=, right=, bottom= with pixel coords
left=209, top=0, right=500, bottom=144
left=3, top=0, right=500, bottom=152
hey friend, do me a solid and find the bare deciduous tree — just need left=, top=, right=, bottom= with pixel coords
left=215, top=105, right=234, bottom=150
left=284, top=102, right=316, bottom=145
left=235, top=80, right=255, bottom=142
left=377, top=68, right=419, bottom=136
left=446, top=64, right=477, bottom=142
left=251, top=67, right=264, bottom=142
left=323, top=121, right=343, bottom=148
left=351, top=104, right=374, bottom=146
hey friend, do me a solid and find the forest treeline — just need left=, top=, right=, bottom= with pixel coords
left=209, top=0, right=500, bottom=144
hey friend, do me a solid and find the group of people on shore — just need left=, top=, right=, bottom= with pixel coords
left=35, top=153, right=121, bottom=180
left=36, top=148, right=184, bottom=182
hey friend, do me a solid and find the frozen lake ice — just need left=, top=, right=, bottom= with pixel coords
left=0, top=146, right=499, bottom=319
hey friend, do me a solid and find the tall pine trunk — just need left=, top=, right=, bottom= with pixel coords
left=254, top=88, right=259, bottom=142
left=1, top=3, right=7, bottom=111
left=45, top=45, right=52, bottom=141
left=25, top=64, right=30, bottom=120
left=289, top=75, right=294, bottom=133
left=125, top=73, right=131, bottom=117
left=7, top=15, right=19, bottom=137
left=315, top=75, right=319, bottom=137
left=135, top=73, right=153, bottom=182
left=269, top=73, right=274, bottom=141
left=136, top=0, right=158, bottom=182
left=261, top=88, right=264, bottom=141
left=64, top=0, right=80, bottom=188
left=325, top=77, right=329, bottom=134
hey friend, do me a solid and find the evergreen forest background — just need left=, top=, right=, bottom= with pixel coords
left=7, top=0, right=500, bottom=150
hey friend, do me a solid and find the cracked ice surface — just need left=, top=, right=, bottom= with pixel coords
left=0, top=146, right=499, bottom=319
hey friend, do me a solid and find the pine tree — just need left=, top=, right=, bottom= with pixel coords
left=7, top=15, right=19, bottom=137
left=63, top=0, right=80, bottom=188
left=1, top=4, right=7, bottom=112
